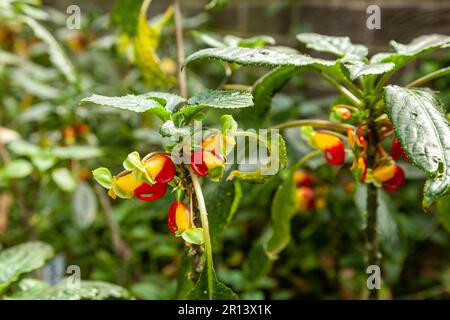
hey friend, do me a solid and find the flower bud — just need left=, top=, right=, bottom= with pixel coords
left=296, top=187, right=315, bottom=211
left=167, top=201, right=191, bottom=233
left=294, top=170, right=313, bottom=188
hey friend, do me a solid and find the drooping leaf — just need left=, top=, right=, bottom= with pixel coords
left=183, top=47, right=336, bottom=69
left=371, top=34, right=450, bottom=68
left=384, top=85, right=450, bottom=207
left=72, top=182, right=97, bottom=228
left=22, top=17, right=77, bottom=83
left=208, top=169, right=242, bottom=250
left=7, top=279, right=130, bottom=300
left=51, top=168, right=76, bottom=193
left=133, top=0, right=176, bottom=88
left=241, top=66, right=300, bottom=129
left=81, top=94, right=170, bottom=121
left=0, top=242, right=54, bottom=293
left=296, top=33, right=368, bottom=59
left=186, top=265, right=237, bottom=300
left=265, top=168, right=297, bottom=259
left=0, top=160, right=33, bottom=180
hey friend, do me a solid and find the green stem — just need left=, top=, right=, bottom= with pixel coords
left=188, top=166, right=214, bottom=299
left=320, top=72, right=364, bottom=108
left=293, top=150, right=322, bottom=170
left=406, top=66, right=450, bottom=87
left=273, top=119, right=354, bottom=131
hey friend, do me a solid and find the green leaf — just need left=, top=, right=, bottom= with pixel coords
left=8, top=140, right=39, bottom=157
left=343, top=60, right=395, bottom=80
left=92, top=167, right=114, bottom=189
left=296, top=33, right=368, bottom=59
left=208, top=172, right=242, bottom=250
left=51, top=146, right=102, bottom=160
left=81, top=93, right=170, bottom=121
left=187, top=89, right=254, bottom=109
left=437, top=195, right=450, bottom=233
left=384, top=85, right=450, bottom=207
left=51, top=168, right=76, bottom=193
left=176, top=249, right=194, bottom=299
left=110, top=0, right=143, bottom=36
left=371, top=34, right=450, bottom=67
left=0, top=242, right=54, bottom=293
left=7, top=279, right=130, bottom=300
left=22, top=17, right=77, bottom=83
left=186, top=266, right=237, bottom=300
left=145, top=92, right=186, bottom=112
left=0, top=160, right=33, bottom=180
left=265, top=168, right=297, bottom=259
left=223, top=35, right=276, bottom=48
left=72, top=182, right=97, bottom=228
left=243, top=230, right=273, bottom=289
left=183, top=47, right=336, bottom=69
left=181, top=228, right=204, bottom=245
left=241, top=66, right=299, bottom=129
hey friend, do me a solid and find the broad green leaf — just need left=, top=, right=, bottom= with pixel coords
left=7, top=279, right=130, bottom=300
left=0, top=242, right=54, bottom=293
left=92, top=167, right=114, bottom=189
left=187, top=89, right=254, bottom=109
left=145, top=92, right=186, bottom=112
left=22, top=17, right=77, bottom=83
left=241, top=66, right=300, bottom=129
left=186, top=265, right=237, bottom=300
left=371, top=34, right=450, bottom=68
left=243, top=230, right=273, bottom=289
left=181, top=228, right=204, bottom=245
left=8, top=140, right=39, bottom=156
left=265, top=168, right=297, bottom=259
left=437, top=196, right=450, bottom=233
left=81, top=94, right=170, bottom=120
left=296, top=33, right=368, bottom=59
left=176, top=249, right=194, bottom=299
left=72, top=182, right=97, bottom=228
left=183, top=47, right=336, bottom=69
left=30, top=152, right=56, bottom=172
left=51, top=168, right=76, bottom=193
left=208, top=170, right=242, bottom=250
left=384, top=85, right=450, bottom=207
left=51, top=146, right=102, bottom=160
left=0, top=160, right=33, bottom=180
left=343, top=60, right=395, bottom=81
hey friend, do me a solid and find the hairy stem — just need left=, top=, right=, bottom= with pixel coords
left=320, top=72, right=364, bottom=107
left=365, top=122, right=381, bottom=300
left=174, top=0, right=187, bottom=98
left=188, top=166, right=214, bottom=298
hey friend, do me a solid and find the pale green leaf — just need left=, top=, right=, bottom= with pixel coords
left=0, top=160, right=33, bottom=180
left=384, top=85, right=450, bottom=207
left=0, top=242, right=54, bottom=293
left=51, top=168, right=76, bottom=193
left=181, top=228, right=204, bottom=245
left=297, top=33, right=368, bottom=59
left=92, top=167, right=114, bottom=189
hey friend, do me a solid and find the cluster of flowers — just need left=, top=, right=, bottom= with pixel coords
left=294, top=170, right=329, bottom=212
left=302, top=105, right=406, bottom=192
left=93, top=133, right=234, bottom=244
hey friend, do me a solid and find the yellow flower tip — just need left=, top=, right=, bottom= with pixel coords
left=144, top=154, right=166, bottom=180
left=175, top=202, right=191, bottom=233
left=115, top=173, right=142, bottom=196
left=203, top=151, right=225, bottom=170
left=373, top=165, right=396, bottom=182
left=312, top=132, right=341, bottom=151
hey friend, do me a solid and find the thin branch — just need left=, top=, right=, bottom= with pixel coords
left=95, top=185, right=132, bottom=261
left=320, top=71, right=364, bottom=108
left=174, top=0, right=187, bottom=98
left=273, top=119, right=354, bottom=131
left=406, top=66, right=450, bottom=87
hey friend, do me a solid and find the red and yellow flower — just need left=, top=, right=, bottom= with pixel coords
left=296, top=187, right=315, bottom=211
left=310, top=132, right=346, bottom=165
left=372, top=164, right=405, bottom=192
left=167, top=201, right=192, bottom=234
left=391, top=138, right=409, bottom=161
